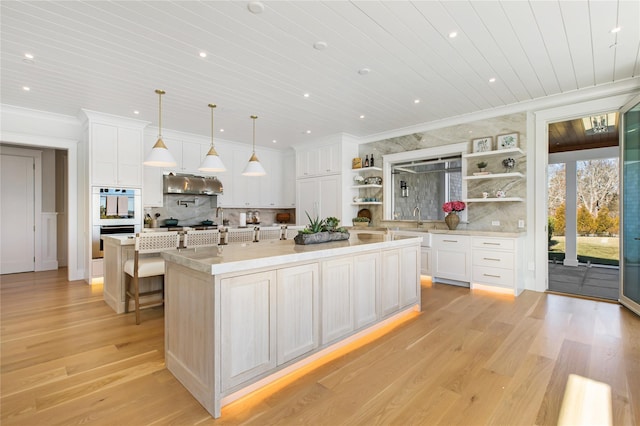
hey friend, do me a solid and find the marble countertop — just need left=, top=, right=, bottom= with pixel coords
left=162, top=234, right=422, bottom=275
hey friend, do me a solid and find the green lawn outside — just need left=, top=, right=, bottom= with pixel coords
left=549, top=236, right=619, bottom=266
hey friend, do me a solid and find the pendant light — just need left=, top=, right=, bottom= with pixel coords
left=242, top=115, right=266, bottom=176
left=143, top=89, right=177, bottom=167
left=198, top=104, right=226, bottom=172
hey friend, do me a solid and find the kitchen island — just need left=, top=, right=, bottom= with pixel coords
left=161, top=233, right=421, bottom=418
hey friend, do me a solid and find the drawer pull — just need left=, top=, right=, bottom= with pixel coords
left=483, top=242, right=501, bottom=246
left=483, top=257, right=500, bottom=261
left=483, top=273, right=501, bottom=278
left=443, top=239, right=458, bottom=243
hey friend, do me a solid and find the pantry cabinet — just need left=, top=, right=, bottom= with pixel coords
left=296, top=175, right=341, bottom=222
left=91, top=122, right=143, bottom=187
left=296, top=144, right=340, bottom=178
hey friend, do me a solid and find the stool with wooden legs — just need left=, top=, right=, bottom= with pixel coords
left=124, top=231, right=180, bottom=324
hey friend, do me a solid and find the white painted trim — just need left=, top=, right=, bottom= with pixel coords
left=531, top=92, right=638, bottom=293
left=564, top=161, right=578, bottom=267
left=0, top=131, right=83, bottom=281
left=549, top=147, right=619, bottom=164
left=80, top=109, right=149, bottom=130
left=382, top=142, right=469, bottom=221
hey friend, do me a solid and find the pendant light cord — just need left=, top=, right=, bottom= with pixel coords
left=155, top=89, right=165, bottom=138
left=210, top=104, right=216, bottom=147
left=251, top=115, right=258, bottom=153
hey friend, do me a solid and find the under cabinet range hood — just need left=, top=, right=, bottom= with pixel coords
left=163, top=173, right=223, bottom=195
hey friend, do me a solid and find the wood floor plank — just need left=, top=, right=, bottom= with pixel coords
left=1, top=269, right=638, bottom=425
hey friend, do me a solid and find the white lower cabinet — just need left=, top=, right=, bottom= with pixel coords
left=420, top=248, right=432, bottom=276
left=220, top=271, right=277, bottom=391
left=433, top=234, right=471, bottom=284
left=400, top=245, right=420, bottom=307
left=276, top=264, right=319, bottom=365
left=353, top=252, right=379, bottom=329
left=321, top=258, right=355, bottom=344
left=381, top=249, right=400, bottom=316
left=471, top=236, right=523, bottom=295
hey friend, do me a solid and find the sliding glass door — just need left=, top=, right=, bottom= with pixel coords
left=620, top=94, right=640, bottom=316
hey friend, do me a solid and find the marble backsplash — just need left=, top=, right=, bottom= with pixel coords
left=360, top=112, right=527, bottom=232
left=145, top=194, right=295, bottom=227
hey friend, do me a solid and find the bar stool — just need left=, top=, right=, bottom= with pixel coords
left=225, top=228, right=255, bottom=244
left=183, top=229, right=220, bottom=249
left=124, top=231, right=180, bottom=325
left=256, top=226, right=283, bottom=241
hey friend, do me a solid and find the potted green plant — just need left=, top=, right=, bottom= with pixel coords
left=477, top=161, right=488, bottom=172
left=294, top=212, right=349, bottom=245
left=352, top=217, right=371, bottom=227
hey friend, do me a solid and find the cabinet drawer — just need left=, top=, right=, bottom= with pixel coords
left=433, top=234, right=470, bottom=251
left=472, top=237, right=514, bottom=250
left=472, top=266, right=513, bottom=288
left=472, top=250, right=514, bottom=269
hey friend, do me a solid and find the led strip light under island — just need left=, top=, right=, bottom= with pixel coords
left=161, top=233, right=422, bottom=418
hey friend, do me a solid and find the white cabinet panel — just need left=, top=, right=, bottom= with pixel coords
left=420, top=248, right=432, bottom=276
left=296, top=143, right=340, bottom=178
left=143, top=166, right=163, bottom=207
left=321, top=258, right=354, bottom=344
left=213, top=143, right=234, bottom=207
left=381, top=249, right=400, bottom=316
left=318, top=175, right=340, bottom=219
left=296, top=174, right=341, bottom=224
left=181, top=140, right=203, bottom=173
left=282, top=151, right=296, bottom=208
left=91, top=123, right=142, bottom=187
left=277, top=264, right=319, bottom=364
left=400, top=245, right=420, bottom=307
left=353, top=252, right=379, bottom=328
left=220, top=271, right=276, bottom=391
left=233, top=146, right=261, bottom=208
left=433, top=234, right=471, bottom=283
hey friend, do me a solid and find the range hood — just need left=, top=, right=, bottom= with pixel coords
left=163, top=173, right=223, bottom=195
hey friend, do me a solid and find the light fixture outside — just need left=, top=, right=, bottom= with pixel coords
left=582, top=113, right=617, bottom=135
left=199, top=104, right=226, bottom=172
left=242, top=115, right=266, bottom=176
left=144, top=89, right=177, bottom=167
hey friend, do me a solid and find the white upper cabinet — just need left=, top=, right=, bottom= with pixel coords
left=296, top=143, right=340, bottom=178
left=282, top=151, right=296, bottom=208
left=91, top=122, right=143, bottom=187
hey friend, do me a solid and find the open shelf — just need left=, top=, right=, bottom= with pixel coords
left=463, top=172, right=524, bottom=180
left=465, top=197, right=524, bottom=203
left=351, top=184, right=383, bottom=189
left=462, top=147, right=524, bottom=159
left=351, top=166, right=382, bottom=172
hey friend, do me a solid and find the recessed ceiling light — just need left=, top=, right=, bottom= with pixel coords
left=199, top=52, right=207, bottom=58
left=358, top=68, right=371, bottom=75
left=247, top=1, right=265, bottom=14
left=414, top=99, right=420, bottom=104
left=489, top=77, right=496, bottom=83
left=22, top=86, right=30, bottom=91
left=610, top=26, right=621, bottom=33
left=219, top=128, right=224, bottom=132
left=448, top=31, right=458, bottom=38
left=306, top=130, right=311, bottom=134
left=313, top=41, right=328, bottom=50
left=24, top=53, right=34, bottom=59
left=360, top=115, right=365, bottom=119
left=272, top=139, right=277, bottom=144
left=303, top=93, right=310, bottom=98
left=133, top=110, right=139, bottom=115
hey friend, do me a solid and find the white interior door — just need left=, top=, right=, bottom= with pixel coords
left=1, top=153, right=35, bottom=274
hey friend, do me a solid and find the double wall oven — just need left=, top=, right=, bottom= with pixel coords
left=91, top=187, right=141, bottom=259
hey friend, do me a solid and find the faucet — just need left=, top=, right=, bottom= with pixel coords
left=216, top=206, right=224, bottom=226
left=413, top=206, right=422, bottom=226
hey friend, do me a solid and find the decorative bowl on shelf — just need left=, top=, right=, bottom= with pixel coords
left=363, top=176, right=382, bottom=185
left=276, top=213, right=291, bottom=223
left=201, top=220, right=213, bottom=226
left=165, top=218, right=179, bottom=226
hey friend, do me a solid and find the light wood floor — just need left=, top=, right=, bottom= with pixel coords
left=1, top=269, right=639, bottom=425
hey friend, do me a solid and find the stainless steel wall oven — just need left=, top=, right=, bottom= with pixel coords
left=91, top=187, right=141, bottom=259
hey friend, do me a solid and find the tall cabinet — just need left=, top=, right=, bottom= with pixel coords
left=295, top=138, right=358, bottom=225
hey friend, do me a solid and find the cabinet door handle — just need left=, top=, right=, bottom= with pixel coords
left=483, top=257, right=500, bottom=261
left=483, top=242, right=501, bottom=246
left=483, top=273, right=501, bottom=278
left=443, top=239, right=458, bottom=243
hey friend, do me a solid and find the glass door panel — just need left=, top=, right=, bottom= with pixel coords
left=620, top=95, right=640, bottom=315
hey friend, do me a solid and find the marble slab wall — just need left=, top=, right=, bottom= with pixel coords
left=360, top=112, right=527, bottom=232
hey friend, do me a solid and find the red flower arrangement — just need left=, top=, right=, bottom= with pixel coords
left=442, top=201, right=466, bottom=213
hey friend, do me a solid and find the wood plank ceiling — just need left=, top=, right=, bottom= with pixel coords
left=1, top=1, right=639, bottom=149
left=548, top=115, right=619, bottom=154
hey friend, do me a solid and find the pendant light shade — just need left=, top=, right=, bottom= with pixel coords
left=144, top=89, right=177, bottom=167
left=198, top=104, right=226, bottom=172
left=242, top=115, right=266, bottom=176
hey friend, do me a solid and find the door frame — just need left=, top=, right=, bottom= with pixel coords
left=619, top=93, right=640, bottom=316
left=532, top=93, right=639, bottom=293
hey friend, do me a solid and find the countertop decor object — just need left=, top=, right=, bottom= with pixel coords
left=444, top=212, right=460, bottom=230
left=357, top=208, right=372, bottom=219
left=276, top=213, right=291, bottom=223
left=165, top=217, right=179, bottom=226
left=294, top=212, right=349, bottom=245
left=201, top=220, right=213, bottom=226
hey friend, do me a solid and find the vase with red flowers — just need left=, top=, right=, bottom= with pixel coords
left=442, top=201, right=465, bottom=230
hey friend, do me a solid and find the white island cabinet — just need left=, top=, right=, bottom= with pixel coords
left=162, top=235, right=421, bottom=419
